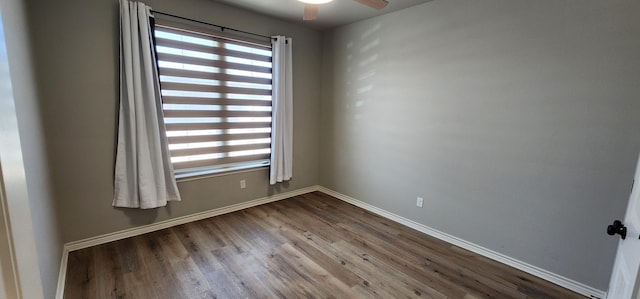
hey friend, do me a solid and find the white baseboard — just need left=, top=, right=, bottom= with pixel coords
left=55, top=185, right=320, bottom=299
left=55, top=185, right=606, bottom=299
left=317, top=186, right=606, bottom=299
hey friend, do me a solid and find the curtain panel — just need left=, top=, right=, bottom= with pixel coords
left=113, top=0, right=181, bottom=209
left=269, top=36, right=293, bottom=185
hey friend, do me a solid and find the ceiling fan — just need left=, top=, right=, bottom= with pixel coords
left=298, top=0, right=389, bottom=21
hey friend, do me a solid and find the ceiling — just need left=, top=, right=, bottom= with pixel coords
left=213, top=0, right=433, bottom=30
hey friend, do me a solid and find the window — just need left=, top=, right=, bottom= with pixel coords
left=153, top=18, right=273, bottom=178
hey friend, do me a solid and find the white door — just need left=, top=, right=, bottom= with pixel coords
left=607, top=153, right=640, bottom=299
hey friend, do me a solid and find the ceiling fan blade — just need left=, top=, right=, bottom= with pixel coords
left=353, top=0, right=389, bottom=10
left=303, top=4, right=318, bottom=20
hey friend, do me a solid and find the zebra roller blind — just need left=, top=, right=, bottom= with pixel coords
left=153, top=18, right=273, bottom=176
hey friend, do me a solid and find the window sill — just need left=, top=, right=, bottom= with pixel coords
left=175, top=164, right=269, bottom=183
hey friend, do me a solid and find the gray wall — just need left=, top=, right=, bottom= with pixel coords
left=21, top=0, right=640, bottom=293
left=0, top=0, right=61, bottom=297
left=320, top=0, right=640, bottom=290
left=26, top=0, right=321, bottom=243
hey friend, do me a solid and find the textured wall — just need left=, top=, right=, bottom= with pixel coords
left=320, top=0, right=640, bottom=290
left=26, top=0, right=322, bottom=243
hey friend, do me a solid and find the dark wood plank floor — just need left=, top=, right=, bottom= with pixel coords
left=64, top=192, right=584, bottom=298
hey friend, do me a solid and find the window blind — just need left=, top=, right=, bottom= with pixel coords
left=153, top=18, right=273, bottom=176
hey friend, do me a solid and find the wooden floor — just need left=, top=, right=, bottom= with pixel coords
left=64, top=192, right=584, bottom=299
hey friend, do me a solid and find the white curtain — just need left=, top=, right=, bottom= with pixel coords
left=270, top=36, right=293, bottom=185
left=113, top=0, right=181, bottom=208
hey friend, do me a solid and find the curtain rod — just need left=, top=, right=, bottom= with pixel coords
left=151, top=10, right=272, bottom=40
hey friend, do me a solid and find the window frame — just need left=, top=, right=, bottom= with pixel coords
left=151, top=16, right=274, bottom=179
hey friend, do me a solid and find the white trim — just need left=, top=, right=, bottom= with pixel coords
left=175, top=163, right=270, bottom=182
left=0, top=173, right=20, bottom=299
left=66, top=185, right=318, bottom=252
left=55, top=185, right=606, bottom=299
left=317, top=186, right=607, bottom=299
left=54, top=247, right=68, bottom=299
left=55, top=185, right=320, bottom=299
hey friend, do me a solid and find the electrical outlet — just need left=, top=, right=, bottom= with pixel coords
left=416, top=197, right=424, bottom=208
left=240, top=180, right=246, bottom=189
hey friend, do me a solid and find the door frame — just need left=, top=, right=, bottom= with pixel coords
left=0, top=3, right=45, bottom=298
left=0, top=166, right=20, bottom=299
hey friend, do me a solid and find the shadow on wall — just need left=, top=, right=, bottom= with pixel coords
left=113, top=176, right=290, bottom=226
left=120, top=205, right=161, bottom=226
left=344, top=22, right=381, bottom=133
left=267, top=180, right=290, bottom=196
left=337, top=21, right=384, bottom=176
left=337, top=21, right=415, bottom=180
